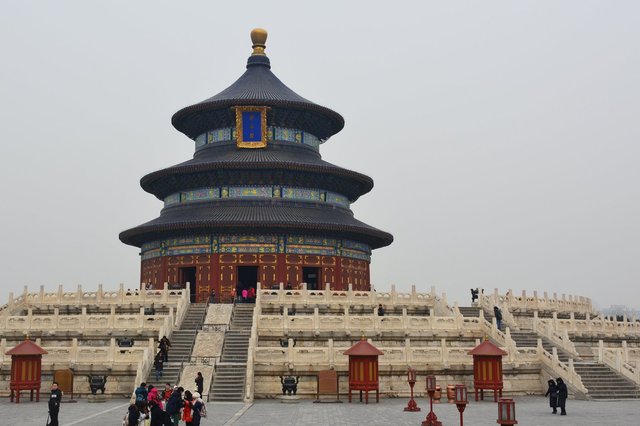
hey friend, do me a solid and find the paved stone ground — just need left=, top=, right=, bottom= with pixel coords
left=1, top=396, right=639, bottom=425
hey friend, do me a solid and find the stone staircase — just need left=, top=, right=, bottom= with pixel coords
left=208, top=303, right=254, bottom=402
left=459, top=306, right=506, bottom=331
left=510, top=329, right=640, bottom=399
left=145, top=303, right=207, bottom=386
left=510, top=330, right=572, bottom=363
left=573, top=362, right=640, bottom=399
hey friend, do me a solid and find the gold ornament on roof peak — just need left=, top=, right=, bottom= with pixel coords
left=251, top=28, right=268, bottom=56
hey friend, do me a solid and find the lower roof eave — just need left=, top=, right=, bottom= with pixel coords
left=119, top=222, right=393, bottom=251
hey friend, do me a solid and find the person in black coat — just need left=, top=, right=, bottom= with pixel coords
left=47, top=382, right=63, bottom=426
left=126, top=404, right=141, bottom=426
left=544, top=379, right=558, bottom=413
left=165, top=387, right=184, bottom=426
left=493, top=306, right=503, bottom=329
left=556, top=377, right=568, bottom=415
left=195, top=371, right=204, bottom=395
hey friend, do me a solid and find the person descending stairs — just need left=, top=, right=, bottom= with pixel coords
left=144, top=303, right=207, bottom=387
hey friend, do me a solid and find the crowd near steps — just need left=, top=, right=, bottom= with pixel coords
left=208, top=303, right=254, bottom=402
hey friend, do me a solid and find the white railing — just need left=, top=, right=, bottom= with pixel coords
left=244, top=301, right=259, bottom=403
left=4, top=284, right=186, bottom=311
left=533, top=315, right=579, bottom=357
left=0, top=337, right=155, bottom=368
left=257, top=283, right=436, bottom=308
left=540, top=314, right=640, bottom=337
left=0, top=312, right=170, bottom=332
left=254, top=337, right=523, bottom=370
left=483, top=288, right=594, bottom=315
left=130, top=340, right=156, bottom=402
left=538, top=341, right=588, bottom=397
left=258, top=311, right=487, bottom=337
left=597, top=341, right=640, bottom=385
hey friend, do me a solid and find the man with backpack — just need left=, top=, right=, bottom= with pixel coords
left=165, top=386, right=184, bottom=426
left=134, top=382, right=148, bottom=409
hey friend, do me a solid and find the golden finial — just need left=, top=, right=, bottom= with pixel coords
left=251, top=28, right=268, bottom=56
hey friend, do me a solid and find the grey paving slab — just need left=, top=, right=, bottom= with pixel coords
left=1, top=396, right=639, bottom=426
left=235, top=396, right=640, bottom=426
left=0, top=398, right=243, bottom=426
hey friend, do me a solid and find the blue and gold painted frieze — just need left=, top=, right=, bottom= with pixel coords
left=141, top=234, right=371, bottom=261
left=195, top=126, right=320, bottom=151
left=164, top=186, right=350, bottom=208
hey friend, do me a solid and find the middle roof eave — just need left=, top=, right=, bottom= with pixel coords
left=140, top=147, right=374, bottom=200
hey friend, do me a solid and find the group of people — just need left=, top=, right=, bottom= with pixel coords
left=129, top=374, right=206, bottom=426
left=545, top=377, right=569, bottom=415
left=237, top=286, right=256, bottom=303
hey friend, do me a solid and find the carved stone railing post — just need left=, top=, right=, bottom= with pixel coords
left=328, top=338, right=335, bottom=369
left=598, top=340, right=604, bottom=362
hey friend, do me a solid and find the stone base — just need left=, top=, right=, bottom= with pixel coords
left=87, top=394, right=108, bottom=403
left=278, top=395, right=301, bottom=403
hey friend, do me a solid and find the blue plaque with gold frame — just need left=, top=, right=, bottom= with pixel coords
left=234, top=106, right=268, bottom=148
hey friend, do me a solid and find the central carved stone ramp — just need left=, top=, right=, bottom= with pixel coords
left=209, top=303, right=254, bottom=401
left=509, top=330, right=572, bottom=363
left=573, top=362, right=640, bottom=399
left=145, top=303, right=207, bottom=386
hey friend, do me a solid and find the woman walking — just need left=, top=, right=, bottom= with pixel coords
left=544, top=379, right=558, bottom=414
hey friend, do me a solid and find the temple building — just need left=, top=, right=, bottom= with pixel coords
left=120, top=29, right=393, bottom=302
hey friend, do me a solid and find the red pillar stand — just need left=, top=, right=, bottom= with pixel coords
left=421, top=392, right=442, bottom=426
left=404, top=380, right=421, bottom=412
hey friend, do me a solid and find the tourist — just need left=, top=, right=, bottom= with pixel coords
left=191, top=392, right=206, bottom=426
left=195, top=372, right=204, bottom=395
left=241, top=288, right=248, bottom=303
left=163, top=383, right=173, bottom=401
left=209, top=289, right=215, bottom=304
left=248, top=286, right=256, bottom=302
left=493, top=306, right=503, bottom=330
left=47, top=382, right=63, bottom=426
left=148, top=385, right=163, bottom=408
left=135, top=382, right=148, bottom=408
left=159, top=336, right=171, bottom=362
left=182, top=390, right=195, bottom=426
left=377, top=304, right=385, bottom=316
left=166, top=387, right=184, bottom=426
left=556, top=377, right=568, bottom=415
left=124, top=403, right=141, bottom=426
left=285, top=282, right=292, bottom=290
left=149, top=399, right=168, bottom=426
left=154, top=353, right=164, bottom=381
left=544, top=379, right=558, bottom=414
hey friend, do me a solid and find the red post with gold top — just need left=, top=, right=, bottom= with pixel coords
left=468, top=339, right=508, bottom=402
left=344, top=338, right=383, bottom=404
left=6, top=338, right=48, bottom=403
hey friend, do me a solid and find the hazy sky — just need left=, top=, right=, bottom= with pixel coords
left=1, top=1, right=638, bottom=310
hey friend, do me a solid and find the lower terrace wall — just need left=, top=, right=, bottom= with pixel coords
left=253, top=365, right=543, bottom=399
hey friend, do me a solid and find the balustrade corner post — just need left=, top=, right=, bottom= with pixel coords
left=598, top=340, right=604, bottom=362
